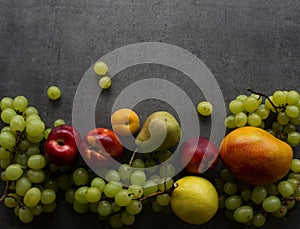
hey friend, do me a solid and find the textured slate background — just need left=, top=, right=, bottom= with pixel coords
left=0, top=0, right=299, bottom=229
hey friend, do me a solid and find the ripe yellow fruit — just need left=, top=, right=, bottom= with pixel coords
left=111, top=108, right=140, bottom=136
left=171, top=176, right=219, bottom=225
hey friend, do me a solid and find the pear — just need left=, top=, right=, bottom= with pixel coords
left=220, top=126, right=293, bottom=185
left=135, top=111, right=181, bottom=153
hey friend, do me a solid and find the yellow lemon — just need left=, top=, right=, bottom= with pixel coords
left=170, top=176, right=219, bottom=225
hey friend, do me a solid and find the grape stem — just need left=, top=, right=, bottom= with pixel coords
left=129, top=147, right=139, bottom=167
left=139, top=182, right=177, bottom=202
left=0, top=180, right=9, bottom=202
left=247, top=88, right=281, bottom=113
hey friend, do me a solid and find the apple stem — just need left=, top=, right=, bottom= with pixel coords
left=0, top=180, right=9, bottom=202
left=129, top=147, right=139, bottom=167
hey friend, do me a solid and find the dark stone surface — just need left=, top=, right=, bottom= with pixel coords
left=0, top=0, right=299, bottom=229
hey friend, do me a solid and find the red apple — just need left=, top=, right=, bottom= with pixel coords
left=180, top=137, right=219, bottom=174
left=44, top=125, right=81, bottom=165
left=80, top=128, right=124, bottom=167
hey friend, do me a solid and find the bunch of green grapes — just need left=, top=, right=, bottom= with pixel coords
left=224, top=90, right=300, bottom=147
left=214, top=159, right=300, bottom=227
left=64, top=159, right=175, bottom=228
left=0, top=95, right=65, bottom=223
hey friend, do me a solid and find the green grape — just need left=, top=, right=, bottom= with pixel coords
left=25, top=114, right=41, bottom=126
left=53, top=119, right=65, bottom=127
left=286, top=90, right=300, bottom=105
left=1, top=108, right=17, bottom=124
left=27, top=169, right=45, bottom=183
left=97, top=200, right=112, bottom=216
left=273, top=90, right=287, bottom=105
left=91, top=177, right=106, bottom=192
left=265, top=96, right=277, bottom=113
left=18, top=207, right=34, bottom=223
left=278, top=181, right=294, bottom=197
left=99, top=76, right=112, bottom=89
left=218, top=194, right=226, bottom=209
left=0, top=159, right=11, bottom=169
left=234, top=112, right=247, bottom=127
left=121, top=210, right=135, bottom=226
left=143, top=180, right=158, bottom=196
left=104, top=181, right=123, bottom=198
left=1, top=126, right=12, bottom=133
left=126, top=200, right=142, bottom=215
left=287, top=131, right=300, bottom=146
left=233, top=205, right=253, bottom=223
left=4, top=194, right=19, bottom=208
left=197, top=101, right=213, bottom=116
left=0, top=147, right=10, bottom=160
left=251, top=213, right=266, bottom=227
left=31, top=204, right=43, bottom=216
left=225, top=195, right=242, bottom=210
left=229, top=100, right=244, bottom=114
left=47, top=86, right=61, bottom=100
left=243, top=97, right=259, bottom=113
left=256, top=104, right=270, bottom=119
left=150, top=175, right=162, bottom=184
left=290, top=116, right=300, bottom=125
left=85, top=187, right=101, bottom=203
left=286, top=178, right=299, bottom=191
left=27, top=133, right=44, bottom=144
left=220, top=169, right=235, bottom=182
left=152, top=200, right=163, bottom=212
left=65, top=188, right=76, bottom=204
left=262, top=196, right=281, bottom=212
left=266, top=183, right=278, bottom=196
left=128, top=184, right=143, bottom=198
left=1, top=171, right=7, bottom=181
left=283, top=123, right=296, bottom=133
left=12, top=95, right=28, bottom=113
left=94, top=61, right=108, bottom=75
left=223, top=182, right=237, bottom=195
left=24, top=187, right=41, bottom=208
left=72, top=168, right=89, bottom=186
left=159, top=163, right=176, bottom=178
left=27, top=154, right=46, bottom=170
left=130, top=170, right=146, bottom=185
left=44, top=179, right=59, bottom=192
left=145, top=158, right=158, bottom=172
left=285, top=105, right=299, bottom=118
left=41, top=189, right=56, bottom=204
left=16, top=176, right=32, bottom=196
left=109, top=214, right=123, bottom=229
left=247, top=113, right=262, bottom=127
left=73, top=200, right=89, bottom=214
left=250, top=94, right=262, bottom=104
left=44, top=128, right=52, bottom=139
left=22, top=106, right=38, bottom=119
left=291, top=159, right=300, bottom=172
left=251, top=186, right=267, bottom=204
left=0, top=131, right=16, bottom=150
left=75, top=186, right=89, bottom=204
left=272, top=206, right=287, bottom=218
left=156, top=151, right=172, bottom=163
left=10, top=115, right=26, bottom=132
left=0, top=97, right=13, bottom=110
left=132, top=159, right=145, bottom=169
left=105, top=169, right=121, bottom=182
left=89, top=202, right=99, bottom=213
left=111, top=201, right=122, bottom=212
left=156, top=193, right=170, bottom=206
left=115, top=189, right=132, bottom=206
left=158, top=177, right=174, bottom=191
left=236, top=94, right=248, bottom=102
left=118, top=164, right=133, bottom=180
left=224, top=115, right=236, bottom=128
left=286, top=198, right=296, bottom=209
left=288, top=172, right=300, bottom=181
left=18, top=139, right=30, bottom=151
left=5, top=164, right=23, bottom=181
left=26, top=145, right=40, bottom=157
left=26, top=119, right=45, bottom=137
left=13, top=152, right=28, bottom=167
left=14, top=205, right=20, bottom=216
left=277, top=112, right=290, bottom=125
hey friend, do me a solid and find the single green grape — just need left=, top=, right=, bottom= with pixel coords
left=286, top=90, right=300, bottom=105
left=229, top=100, right=244, bottom=114
left=290, top=159, right=300, bottom=173
left=94, top=61, right=108, bottom=75
left=5, top=164, right=23, bottom=181
left=262, top=196, right=281, bottom=212
left=85, top=187, right=101, bottom=203
left=47, top=86, right=61, bottom=100
left=285, top=105, right=299, bottom=118
left=99, top=76, right=112, bottom=89
left=12, top=95, right=28, bottom=113
left=278, top=181, right=294, bottom=197
left=224, top=115, right=236, bottom=128
left=23, top=187, right=41, bottom=208
left=243, top=97, right=259, bottom=113
left=114, top=189, right=132, bottom=206
left=233, top=205, right=253, bottom=223
left=225, top=195, right=243, bottom=210
left=197, top=101, right=213, bottom=116
left=273, top=90, right=287, bottom=105
left=0, top=97, right=13, bottom=110
left=105, top=169, right=121, bottom=182
left=234, top=112, right=247, bottom=127
left=1, top=108, right=17, bottom=124
left=251, top=186, right=267, bottom=204
left=247, top=113, right=262, bottom=127
left=53, top=119, right=66, bottom=127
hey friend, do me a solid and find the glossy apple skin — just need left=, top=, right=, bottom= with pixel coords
left=180, top=137, right=219, bottom=174
left=44, top=125, right=81, bottom=165
left=80, top=128, right=124, bottom=167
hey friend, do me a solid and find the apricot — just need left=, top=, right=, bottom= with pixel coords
left=111, top=108, right=140, bottom=136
